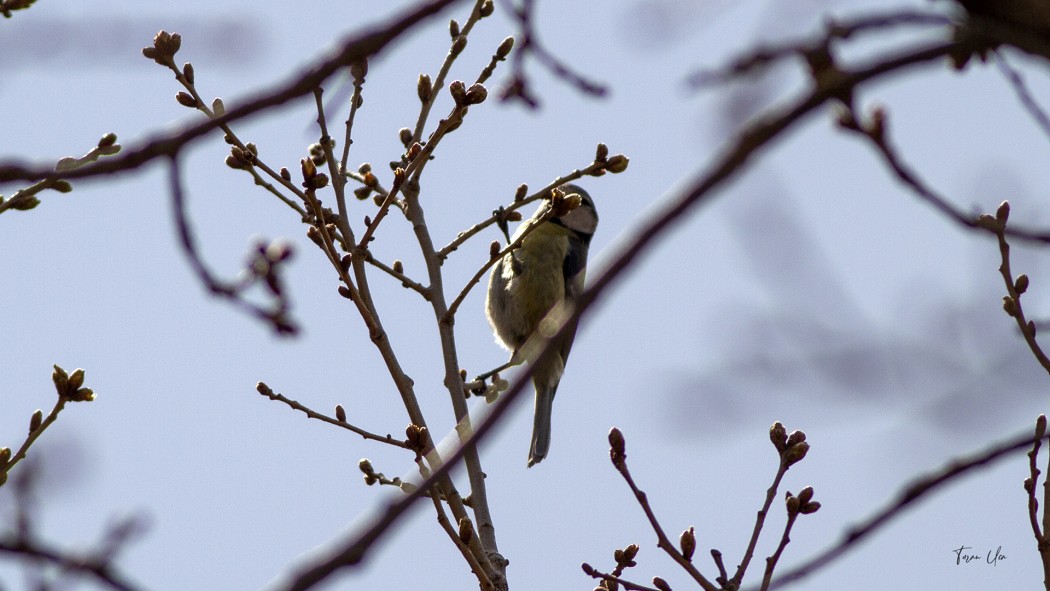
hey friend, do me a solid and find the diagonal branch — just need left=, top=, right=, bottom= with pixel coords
left=0, top=0, right=468, bottom=185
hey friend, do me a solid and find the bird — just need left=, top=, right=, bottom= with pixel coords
left=485, top=184, right=598, bottom=467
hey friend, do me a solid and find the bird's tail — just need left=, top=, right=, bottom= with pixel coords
left=528, top=384, right=555, bottom=467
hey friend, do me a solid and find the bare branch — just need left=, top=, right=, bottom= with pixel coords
left=168, top=156, right=297, bottom=334
left=254, top=382, right=411, bottom=449
left=0, top=0, right=468, bottom=185
left=273, top=33, right=970, bottom=591
left=758, top=426, right=1049, bottom=590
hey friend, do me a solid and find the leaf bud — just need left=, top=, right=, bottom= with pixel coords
left=449, top=80, right=467, bottom=105
left=465, top=83, right=488, bottom=105
left=783, top=441, right=810, bottom=466
left=52, top=365, right=69, bottom=397
left=417, top=74, right=432, bottom=103
left=176, top=91, right=197, bottom=108
left=606, top=154, right=629, bottom=173
left=996, top=201, right=1010, bottom=223
left=98, top=133, right=118, bottom=148
left=679, top=527, right=696, bottom=561
left=496, top=36, right=514, bottom=59
left=451, top=35, right=467, bottom=56
left=68, top=368, right=85, bottom=391
left=1003, top=296, right=1019, bottom=317
left=1015, top=274, right=1030, bottom=295
left=458, top=517, right=474, bottom=544
left=608, top=427, right=626, bottom=463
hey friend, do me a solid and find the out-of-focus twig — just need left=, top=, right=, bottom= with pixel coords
left=0, top=0, right=467, bottom=184
left=759, top=426, right=1049, bottom=590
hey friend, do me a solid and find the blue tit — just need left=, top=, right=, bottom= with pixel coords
left=485, top=184, right=598, bottom=467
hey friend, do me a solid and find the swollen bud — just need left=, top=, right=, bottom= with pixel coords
left=417, top=74, right=432, bottom=103
left=449, top=80, right=467, bottom=105
left=996, top=201, right=1010, bottom=224
left=608, top=427, right=626, bottom=464
left=496, top=36, right=515, bottom=59
left=770, top=421, right=788, bottom=452
left=605, top=154, right=629, bottom=174
left=783, top=441, right=810, bottom=466
left=1015, top=274, right=1030, bottom=295
left=679, top=527, right=696, bottom=561
left=176, top=91, right=197, bottom=108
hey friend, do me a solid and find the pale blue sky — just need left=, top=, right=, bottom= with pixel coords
left=2, top=1, right=1049, bottom=590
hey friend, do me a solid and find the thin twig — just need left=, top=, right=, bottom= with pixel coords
left=841, top=106, right=1050, bottom=244
left=255, top=383, right=410, bottom=449
left=581, top=566, right=660, bottom=591
left=1, top=396, right=67, bottom=483
left=411, top=0, right=487, bottom=144
left=0, top=538, right=144, bottom=591
left=732, top=461, right=790, bottom=586
left=442, top=205, right=555, bottom=322
left=986, top=208, right=1050, bottom=374
left=0, top=0, right=467, bottom=185
left=994, top=51, right=1050, bottom=143
left=436, top=162, right=605, bottom=261
left=168, top=157, right=297, bottom=334
left=502, top=0, right=607, bottom=107
left=686, top=10, right=950, bottom=88
left=363, top=252, right=430, bottom=298
left=758, top=427, right=1049, bottom=590
left=610, top=448, right=718, bottom=591
left=428, top=477, right=494, bottom=591
left=760, top=511, right=798, bottom=591
left=1025, top=416, right=1050, bottom=585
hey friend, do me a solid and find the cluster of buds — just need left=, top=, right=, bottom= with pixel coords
left=405, top=423, right=429, bottom=455
left=52, top=365, right=94, bottom=402
left=142, top=30, right=181, bottom=67
left=359, top=458, right=380, bottom=486
left=977, top=200, right=1011, bottom=233
left=590, top=143, right=629, bottom=175
left=308, top=138, right=335, bottom=166
left=785, top=486, right=821, bottom=516
left=550, top=186, right=583, bottom=217
left=449, top=80, right=489, bottom=107
left=225, top=143, right=258, bottom=170
left=300, top=157, right=329, bottom=191
left=769, top=421, right=810, bottom=467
